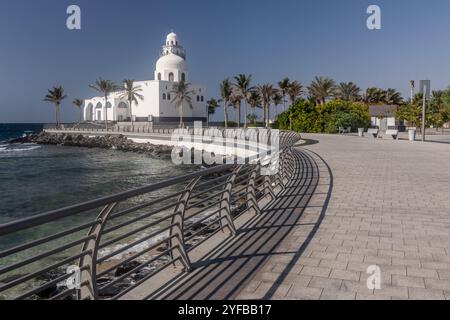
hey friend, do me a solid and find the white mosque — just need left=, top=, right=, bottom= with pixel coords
left=83, top=32, right=207, bottom=124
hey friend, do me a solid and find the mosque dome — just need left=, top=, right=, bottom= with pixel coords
left=154, top=32, right=187, bottom=82
left=156, top=53, right=187, bottom=72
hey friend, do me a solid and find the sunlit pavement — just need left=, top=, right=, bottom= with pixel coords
left=238, top=134, right=450, bottom=300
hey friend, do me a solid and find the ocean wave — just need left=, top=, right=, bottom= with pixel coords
left=0, top=144, right=41, bottom=153
left=98, top=228, right=169, bottom=261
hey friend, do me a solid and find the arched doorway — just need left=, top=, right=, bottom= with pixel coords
left=95, top=102, right=102, bottom=121
left=117, top=101, right=130, bottom=122
left=169, top=72, right=174, bottom=82
left=85, top=103, right=94, bottom=121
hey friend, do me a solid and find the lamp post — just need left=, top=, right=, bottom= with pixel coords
left=420, top=80, right=431, bottom=142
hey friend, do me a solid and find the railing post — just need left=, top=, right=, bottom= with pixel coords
left=169, top=178, right=200, bottom=272
left=246, top=164, right=261, bottom=215
left=219, top=166, right=240, bottom=235
left=79, top=203, right=117, bottom=300
left=263, top=175, right=276, bottom=202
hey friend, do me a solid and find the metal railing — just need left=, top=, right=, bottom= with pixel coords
left=0, top=131, right=300, bottom=300
left=43, top=124, right=292, bottom=138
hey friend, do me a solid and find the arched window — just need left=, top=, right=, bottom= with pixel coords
left=181, top=73, right=186, bottom=82
left=171, top=41, right=174, bottom=45
left=168, top=73, right=174, bottom=82
left=197, top=96, right=200, bottom=102
left=157, top=73, right=161, bottom=81
left=201, top=96, right=204, bottom=102
left=167, top=94, right=171, bottom=100
left=162, top=93, right=166, bottom=100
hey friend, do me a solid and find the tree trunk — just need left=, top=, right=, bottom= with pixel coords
left=129, top=97, right=134, bottom=131
left=180, top=102, right=183, bottom=128
left=289, top=98, right=294, bottom=130
left=244, top=101, right=248, bottom=128
left=224, top=101, right=228, bottom=129
left=237, top=102, right=241, bottom=128
left=105, top=95, right=109, bottom=131
left=55, top=104, right=59, bottom=128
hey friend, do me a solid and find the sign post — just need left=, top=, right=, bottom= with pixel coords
left=419, top=80, right=431, bottom=142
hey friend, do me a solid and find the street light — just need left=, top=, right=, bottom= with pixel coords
left=419, top=80, right=431, bottom=142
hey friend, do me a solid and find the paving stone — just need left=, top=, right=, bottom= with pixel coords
left=406, top=267, right=439, bottom=279
left=308, top=277, right=342, bottom=290
left=408, top=288, right=445, bottom=300
left=330, top=269, right=361, bottom=281
left=300, top=266, right=331, bottom=278
left=391, top=275, right=426, bottom=288
left=320, top=289, right=356, bottom=300
left=287, top=286, right=323, bottom=300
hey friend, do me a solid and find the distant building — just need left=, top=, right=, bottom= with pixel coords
left=83, top=32, right=207, bottom=124
left=369, top=104, right=405, bottom=131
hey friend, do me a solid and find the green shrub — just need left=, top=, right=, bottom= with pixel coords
left=274, top=99, right=370, bottom=133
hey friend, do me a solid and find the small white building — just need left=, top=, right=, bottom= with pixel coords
left=83, top=32, right=207, bottom=124
left=369, top=105, right=404, bottom=131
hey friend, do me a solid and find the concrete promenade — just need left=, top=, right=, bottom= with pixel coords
left=237, top=134, right=450, bottom=300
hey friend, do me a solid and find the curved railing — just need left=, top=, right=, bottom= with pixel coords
left=0, top=130, right=300, bottom=300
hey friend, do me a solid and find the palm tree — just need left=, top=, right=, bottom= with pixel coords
left=72, top=98, right=84, bottom=123
left=206, top=98, right=220, bottom=127
left=234, top=74, right=253, bottom=128
left=120, top=79, right=144, bottom=129
left=248, top=90, right=261, bottom=125
left=258, top=84, right=275, bottom=128
left=44, top=86, right=67, bottom=128
left=278, top=77, right=291, bottom=112
left=230, top=88, right=243, bottom=128
left=336, top=82, right=361, bottom=101
left=272, top=90, right=283, bottom=119
left=287, top=81, right=304, bottom=130
left=220, top=79, right=233, bottom=128
left=89, top=78, right=119, bottom=130
left=384, top=88, right=403, bottom=105
left=430, top=90, right=446, bottom=129
left=308, top=76, right=336, bottom=105
left=363, top=87, right=385, bottom=104
left=170, top=80, right=195, bottom=128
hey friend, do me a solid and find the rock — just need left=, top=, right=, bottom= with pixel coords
left=97, top=278, right=134, bottom=298
left=114, top=261, right=141, bottom=277
left=7, top=131, right=173, bottom=159
left=34, top=285, right=61, bottom=299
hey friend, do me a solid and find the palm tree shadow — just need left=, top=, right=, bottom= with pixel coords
left=144, top=148, right=332, bottom=300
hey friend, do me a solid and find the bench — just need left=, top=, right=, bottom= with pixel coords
left=367, top=128, right=379, bottom=138
left=385, top=129, right=399, bottom=140
left=339, top=127, right=351, bottom=134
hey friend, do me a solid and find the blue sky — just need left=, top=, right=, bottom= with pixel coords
left=1, top=0, right=450, bottom=123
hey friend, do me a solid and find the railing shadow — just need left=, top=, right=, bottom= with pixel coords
left=144, top=148, right=332, bottom=300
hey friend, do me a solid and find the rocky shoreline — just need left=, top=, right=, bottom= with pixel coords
left=10, top=131, right=173, bottom=159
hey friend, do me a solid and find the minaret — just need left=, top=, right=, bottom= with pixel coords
left=161, top=32, right=186, bottom=60
left=154, top=32, right=188, bottom=82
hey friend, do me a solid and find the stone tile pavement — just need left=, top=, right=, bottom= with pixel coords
left=237, top=134, right=450, bottom=300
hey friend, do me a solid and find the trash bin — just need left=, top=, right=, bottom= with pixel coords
left=408, top=129, right=416, bottom=141
left=358, top=128, right=364, bottom=137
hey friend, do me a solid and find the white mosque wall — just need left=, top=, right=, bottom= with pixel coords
left=130, top=80, right=159, bottom=121
left=82, top=32, right=207, bottom=123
